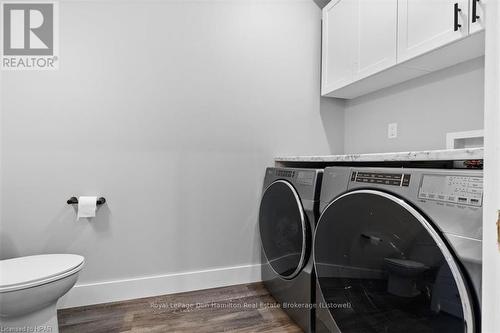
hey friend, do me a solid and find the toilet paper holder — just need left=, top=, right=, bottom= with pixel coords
left=67, top=197, right=106, bottom=205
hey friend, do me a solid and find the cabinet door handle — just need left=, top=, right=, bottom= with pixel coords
left=454, top=3, right=462, bottom=31
left=472, top=0, right=480, bottom=23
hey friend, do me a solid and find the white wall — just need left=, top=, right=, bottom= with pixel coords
left=0, top=70, right=3, bottom=231
left=0, top=0, right=344, bottom=305
left=481, top=0, right=500, bottom=331
left=343, top=57, right=485, bottom=153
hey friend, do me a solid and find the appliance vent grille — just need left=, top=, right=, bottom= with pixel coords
left=276, top=170, right=295, bottom=178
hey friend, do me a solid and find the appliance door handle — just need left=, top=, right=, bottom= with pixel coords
left=454, top=3, right=462, bottom=31
left=360, top=233, right=383, bottom=243
left=472, top=0, right=479, bottom=23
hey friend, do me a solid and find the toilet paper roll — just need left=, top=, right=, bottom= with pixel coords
left=77, top=196, right=97, bottom=220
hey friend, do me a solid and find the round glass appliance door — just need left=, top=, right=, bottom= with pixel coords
left=259, top=180, right=308, bottom=279
left=314, top=190, right=474, bottom=333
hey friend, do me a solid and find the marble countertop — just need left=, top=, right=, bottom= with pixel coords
left=275, top=148, right=483, bottom=163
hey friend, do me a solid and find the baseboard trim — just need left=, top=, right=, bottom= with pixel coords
left=58, top=263, right=262, bottom=309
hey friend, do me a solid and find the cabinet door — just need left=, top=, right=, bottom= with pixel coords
left=321, top=0, right=357, bottom=94
left=469, top=0, right=485, bottom=34
left=397, top=0, right=469, bottom=62
left=355, top=0, right=397, bottom=80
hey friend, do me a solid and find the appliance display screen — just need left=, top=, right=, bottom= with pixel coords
left=418, top=174, right=483, bottom=206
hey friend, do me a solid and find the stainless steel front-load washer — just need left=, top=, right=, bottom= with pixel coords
left=259, top=167, right=323, bottom=333
left=314, top=167, right=482, bottom=333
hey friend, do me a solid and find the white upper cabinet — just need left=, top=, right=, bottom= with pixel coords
left=321, top=0, right=397, bottom=94
left=321, top=0, right=485, bottom=99
left=469, top=0, right=485, bottom=34
left=397, top=0, right=469, bottom=63
left=355, top=0, right=397, bottom=80
left=321, top=0, right=357, bottom=94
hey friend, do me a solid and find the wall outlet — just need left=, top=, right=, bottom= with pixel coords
left=388, top=123, right=398, bottom=139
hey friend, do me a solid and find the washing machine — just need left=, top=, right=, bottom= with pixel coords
left=314, top=167, right=482, bottom=333
left=259, top=167, right=323, bottom=333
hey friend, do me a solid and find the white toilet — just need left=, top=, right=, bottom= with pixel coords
left=0, top=254, right=84, bottom=333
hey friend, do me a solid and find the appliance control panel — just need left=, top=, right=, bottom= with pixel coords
left=351, top=171, right=411, bottom=187
left=273, top=169, right=316, bottom=186
left=418, top=174, right=483, bottom=207
left=296, top=170, right=315, bottom=186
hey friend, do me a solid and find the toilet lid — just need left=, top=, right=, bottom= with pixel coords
left=0, top=254, right=84, bottom=292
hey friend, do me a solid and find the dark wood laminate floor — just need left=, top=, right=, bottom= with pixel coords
left=58, top=282, right=303, bottom=333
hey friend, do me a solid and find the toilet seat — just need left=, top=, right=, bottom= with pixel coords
left=0, top=254, right=84, bottom=293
